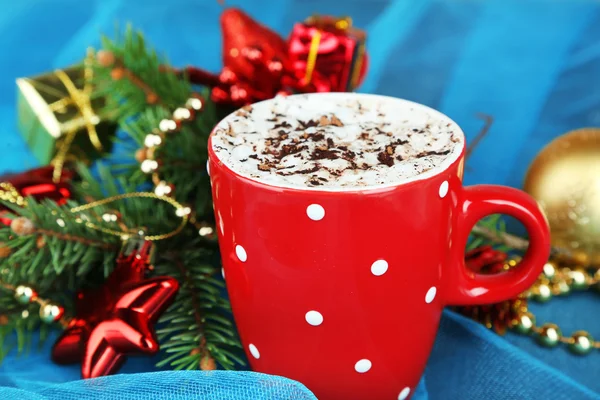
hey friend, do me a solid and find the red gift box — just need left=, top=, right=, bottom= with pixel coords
left=288, top=16, right=367, bottom=93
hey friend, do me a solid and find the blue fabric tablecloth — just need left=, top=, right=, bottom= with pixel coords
left=1, top=0, right=599, bottom=398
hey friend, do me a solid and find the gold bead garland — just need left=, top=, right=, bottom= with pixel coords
left=95, top=50, right=208, bottom=233
left=510, top=260, right=599, bottom=354
left=137, top=94, right=205, bottom=197
left=134, top=95, right=220, bottom=238
left=0, top=281, right=65, bottom=325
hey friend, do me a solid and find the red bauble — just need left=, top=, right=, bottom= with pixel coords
left=51, top=241, right=179, bottom=379
left=0, top=166, right=72, bottom=225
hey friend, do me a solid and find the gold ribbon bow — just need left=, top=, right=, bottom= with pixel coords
left=48, top=50, right=103, bottom=183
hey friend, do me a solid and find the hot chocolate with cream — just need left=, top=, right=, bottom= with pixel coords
left=211, top=93, right=464, bottom=190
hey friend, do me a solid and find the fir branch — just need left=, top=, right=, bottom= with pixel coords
left=94, top=27, right=219, bottom=219
left=16, top=27, right=244, bottom=370
left=0, top=291, right=55, bottom=362
left=154, top=235, right=244, bottom=370
left=76, top=165, right=243, bottom=368
left=0, top=199, right=122, bottom=292
left=171, top=254, right=206, bottom=334
left=471, top=224, right=529, bottom=252
left=116, top=66, right=163, bottom=106
left=0, top=162, right=238, bottom=364
left=466, top=114, right=494, bottom=159
left=35, top=228, right=118, bottom=250
left=74, top=164, right=190, bottom=239
left=117, top=106, right=215, bottom=217
left=94, top=25, right=193, bottom=120
left=471, top=222, right=571, bottom=260
left=466, top=215, right=510, bottom=253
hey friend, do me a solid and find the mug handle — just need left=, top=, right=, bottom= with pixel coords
left=444, top=185, right=551, bottom=305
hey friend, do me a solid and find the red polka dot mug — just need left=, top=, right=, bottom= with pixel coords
left=208, top=93, right=551, bottom=400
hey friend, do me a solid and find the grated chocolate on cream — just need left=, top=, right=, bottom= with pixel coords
left=211, top=93, right=464, bottom=190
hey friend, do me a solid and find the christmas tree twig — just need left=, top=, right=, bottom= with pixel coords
left=471, top=224, right=529, bottom=251
left=471, top=223, right=571, bottom=259
left=0, top=160, right=237, bottom=368
left=95, top=26, right=222, bottom=217
left=94, top=26, right=192, bottom=116
left=35, top=228, right=118, bottom=250
left=91, top=28, right=242, bottom=369
left=154, top=244, right=243, bottom=371
left=0, top=198, right=123, bottom=292
left=466, top=113, right=494, bottom=159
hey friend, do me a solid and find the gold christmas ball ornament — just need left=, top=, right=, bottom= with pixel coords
left=524, top=128, right=600, bottom=266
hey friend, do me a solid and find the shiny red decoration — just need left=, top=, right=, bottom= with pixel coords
left=465, top=245, right=508, bottom=274
left=184, top=8, right=368, bottom=107
left=459, top=246, right=522, bottom=335
left=210, top=8, right=292, bottom=107
left=287, top=16, right=368, bottom=93
left=51, top=241, right=179, bottom=379
left=220, top=8, right=288, bottom=82
left=0, top=166, right=72, bottom=225
left=207, top=94, right=550, bottom=400
left=182, top=8, right=291, bottom=107
left=211, top=47, right=291, bottom=107
left=0, top=165, right=72, bottom=203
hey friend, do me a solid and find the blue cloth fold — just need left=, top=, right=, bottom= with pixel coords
left=1, top=370, right=318, bottom=400
left=1, top=0, right=599, bottom=398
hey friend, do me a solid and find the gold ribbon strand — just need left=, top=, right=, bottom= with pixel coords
left=304, top=30, right=322, bottom=85
left=70, top=192, right=190, bottom=242
left=0, top=182, right=189, bottom=242
left=50, top=49, right=104, bottom=183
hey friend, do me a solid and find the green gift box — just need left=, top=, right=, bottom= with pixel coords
left=16, top=59, right=117, bottom=165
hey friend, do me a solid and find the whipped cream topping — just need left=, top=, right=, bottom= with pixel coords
left=211, top=93, right=464, bottom=190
